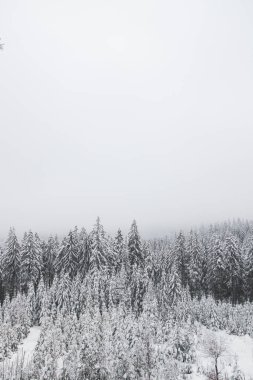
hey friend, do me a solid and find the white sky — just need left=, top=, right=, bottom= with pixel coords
left=0, top=0, right=253, bottom=238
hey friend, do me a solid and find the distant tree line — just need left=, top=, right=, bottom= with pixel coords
left=0, top=218, right=253, bottom=308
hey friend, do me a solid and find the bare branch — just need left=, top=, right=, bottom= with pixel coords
left=202, top=332, right=228, bottom=380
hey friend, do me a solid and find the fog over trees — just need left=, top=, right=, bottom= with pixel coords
left=1, top=218, right=253, bottom=378
left=1, top=0, right=253, bottom=378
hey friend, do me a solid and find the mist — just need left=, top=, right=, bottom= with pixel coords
left=0, top=0, right=253, bottom=238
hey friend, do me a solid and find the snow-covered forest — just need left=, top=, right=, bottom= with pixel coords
left=0, top=218, right=253, bottom=379
left=1, top=0, right=253, bottom=377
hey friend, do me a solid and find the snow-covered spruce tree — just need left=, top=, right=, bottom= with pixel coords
left=26, top=279, right=46, bottom=325
left=113, top=228, right=125, bottom=273
left=76, top=308, right=109, bottom=380
left=156, top=268, right=170, bottom=319
left=172, top=319, right=195, bottom=365
left=187, top=231, right=202, bottom=298
left=78, top=227, right=91, bottom=277
left=127, top=222, right=147, bottom=315
left=149, top=245, right=164, bottom=286
left=33, top=279, right=47, bottom=325
left=55, top=228, right=79, bottom=279
left=243, top=232, right=253, bottom=301
left=225, top=233, right=243, bottom=304
left=70, top=273, right=83, bottom=318
left=167, top=263, right=182, bottom=306
left=156, top=252, right=179, bottom=319
left=130, top=267, right=149, bottom=316
left=174, top=231, right=189, bottom=288
left=20, top=230, right=42, bottom=294
left=42, top=235, right=59, bottom=288
left=110, top=309, right=133, bottom=378
left=55, top=273, right=72, bottom=314
left=199, top=238, right=209, bottom=296
left=27, top=281, right=36, bottom=324
left=2, top=227, right=20, bottom=298
left=89, top=218, right=110, bottom=276
left=32, top=314, right=63, bottom=379
left=208, top=235, right=228, bottom=300
left=128, top=220, right=143, bottom=271
left=112, top=265, right=130, bottom=311
left=44, top=236, right=58, bottom=286
left=0, top=247, right=6, bottom=303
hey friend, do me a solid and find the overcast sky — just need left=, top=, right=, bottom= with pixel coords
left=0, top=0, right=253, bottom=238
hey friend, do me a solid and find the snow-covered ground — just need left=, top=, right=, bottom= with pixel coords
left=190, top=325, right=253, bottom=379
left=1, top=324, right=252, bottom=379
left=1, top=326, right=41, bottom=369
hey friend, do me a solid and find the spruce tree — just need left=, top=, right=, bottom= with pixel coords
left=174, top=231, right=189, bottom=288
left=225, top=233, right=243, bottom=304
left=242, top=231, right=253, bottom=301
left=0, top=248, right=5, bottom=303
left=128, top=220, right=143, bottom=269
left=187, top=231, right=202, bottom=298
left=55, top=228, right=79, bottom=279
left=199, top=239, right=209, bottom=296
left=167, top=264, right=182, bottom=306
left=113, top=229, right=125, bottom=273
left=56, top=273, right=72, bottom=314
left=245, top=240, right=253, bottom=301
left=2, top=227, right=20, bottom=298
left=78, top=227, right=91, bottom=276
left=42, top=235, right=59, bottom=288
left=209, top=236, right=227, bottom=300
left=20, top=231, right=42, bottom=293
left=89, top=218, right=109, bottom=275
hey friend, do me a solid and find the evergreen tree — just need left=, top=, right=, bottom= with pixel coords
left=225, top=233, right=243, bottom=304
left=157, top=269, right=170, bottom=319
left=89, top=218, right=109, bottom=275
left=78, top=227, right=91, bottom=276
left=241, top=230, right=253, bottom=301
left=187, top=231, right=202, bottom=298
left=130, top=267, right=148, bottom=316
left=167, top=264, right=182, bottom=306
left=0, top=248, right=5, bottom=303
left=199, top=239, right=209, bottom=296
left=113, top=229, right=125, bottom=273
left=55, top=228, right=79, bottom=279
left=42, top=235, right=59, bottom=288
left=20, top=231, right=42, bottom=293
left=245, top=238, right=253, bottom=301
left=128, top=220, right=143, bottom=269
left=2, top=227, right=20, bottom=298
left=209, top=236, right=227, bottom=300
left=175, top=231, right=189, bottom=288
left=56, top=274, right=72, bottom=314
left=33, top=279, right=46, bottom=325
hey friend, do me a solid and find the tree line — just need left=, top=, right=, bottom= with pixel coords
left=1, top=218, right=253, bottom=308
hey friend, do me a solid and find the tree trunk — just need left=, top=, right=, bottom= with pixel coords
left=215, top=357, right=219, bottom=380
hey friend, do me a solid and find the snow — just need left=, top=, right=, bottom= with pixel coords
left=1, top=326, right=41, bottom=368
left=228, top=333, right=253, bottom=378
left=56, top=356, right=64, bottom=377
left=190, top=325, right=253, bottom=379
